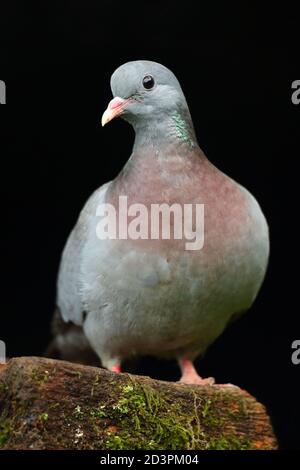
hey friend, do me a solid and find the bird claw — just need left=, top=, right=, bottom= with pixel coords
left=219, top=383, right=239, bottom=388
left=179, top=376, right=215, bottom=386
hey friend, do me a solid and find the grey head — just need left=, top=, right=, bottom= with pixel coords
left=101, top=60, right=197, bottom=147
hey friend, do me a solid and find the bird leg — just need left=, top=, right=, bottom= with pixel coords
left=102, top=357, right=122, bottom=373
left=178, top=359, right=215, bottom=385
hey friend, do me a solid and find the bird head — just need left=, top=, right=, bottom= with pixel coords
left=101, top=60, right=190, bottom=127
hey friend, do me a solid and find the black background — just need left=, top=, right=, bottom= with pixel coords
left=0, top=1, right=299, bottom=449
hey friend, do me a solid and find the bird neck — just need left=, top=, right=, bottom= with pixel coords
left=110, top=110, right=207, bottom=197
left=132, top=109, right=199, bottom=154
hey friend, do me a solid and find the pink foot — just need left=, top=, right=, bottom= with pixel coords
left=110, top=364, right=121, bottom=373
left=178, top=359, right=215, bottom=386
left=220, top=383, right=239, bottom=388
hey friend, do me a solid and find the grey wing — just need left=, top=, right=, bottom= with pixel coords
left=56, top=226, right=85, bottom=325
left=56, top=182, right=111, bottom=326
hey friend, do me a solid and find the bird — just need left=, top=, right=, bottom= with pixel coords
left=48, top=60, right=269, bottom=385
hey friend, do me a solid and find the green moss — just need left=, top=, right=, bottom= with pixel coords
left=73, top=405, right=84, bottom=420
left=102, top=381, right=205, bottom=450
left=31, top=368, right=50, bottom=386
left=91, top=374, right=100, bottom=397
left=49, top=402, right=60, bottom=410
left=0, top=419, right=11, bottom=447
left=2, top=366, right=253, bottom=450
left=39, top=413, right=49, bottom=422
left=94, top=382, right=254, bottom=450
left=209, top=435, right=251, bottom=450
left=0, top=381, right=8, bottom=392
left=199, top=397, right=222, bottom=428
left=89, top=406, right=107, bottom=419
left=199, top=394, right=252, bottom=450
left=201, top=398, right=211, bottom=418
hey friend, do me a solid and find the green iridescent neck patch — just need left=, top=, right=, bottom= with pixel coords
left=171, top=111, right=195, bottom=148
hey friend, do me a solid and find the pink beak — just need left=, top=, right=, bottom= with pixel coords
left=101, top=97, right=129, bottom=126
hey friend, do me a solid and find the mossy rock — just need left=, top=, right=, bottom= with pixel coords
left=0, top=357, right=277, bottom=450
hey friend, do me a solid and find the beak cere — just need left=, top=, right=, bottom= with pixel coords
left=101, top=97, right=128, bottom=126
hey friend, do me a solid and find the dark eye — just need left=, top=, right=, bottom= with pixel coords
left=142, top=75, right=155, bottom=90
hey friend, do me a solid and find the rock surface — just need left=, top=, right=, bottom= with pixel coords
left=0, top=357, right=277, bottom=450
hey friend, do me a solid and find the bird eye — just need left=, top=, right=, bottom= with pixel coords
left=142, top=75, right=155, bottom=90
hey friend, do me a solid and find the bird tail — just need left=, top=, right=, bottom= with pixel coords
left=45, top=308, right=99, bottom=366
